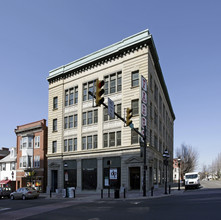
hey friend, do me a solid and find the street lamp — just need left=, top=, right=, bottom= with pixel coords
left=163, top=149, right=170, bottom=194
left=177, top=157, right=181, bottom=190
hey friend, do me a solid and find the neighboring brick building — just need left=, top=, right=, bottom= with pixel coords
left=15, top=119, right=48, bottom=192
left=47, top=30, right=175, bottom=193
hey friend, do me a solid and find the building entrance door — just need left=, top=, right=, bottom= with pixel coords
left=129, top=167, right=140, bottom=190
left=51, top=170, right=58, bottom=192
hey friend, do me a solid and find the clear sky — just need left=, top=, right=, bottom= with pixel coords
left=0, top=0, right=220, bottom=170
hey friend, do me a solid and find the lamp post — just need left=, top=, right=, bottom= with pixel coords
left=163, top=149, right=170, bottom=194
left=177, top=157, right=181, bottom=190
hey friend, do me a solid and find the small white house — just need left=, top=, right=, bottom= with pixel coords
left=0, top=147, right=17, bottom=189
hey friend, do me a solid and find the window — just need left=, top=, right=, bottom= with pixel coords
left=88, top=81, right=94, bottom=100
left=53, top=119, right=57, bottom=132
left=154, top=82, right=158, bottom=104
left=88, top=111, right=92, bottom=124
left=64, top=139, right=68, bottom=152
left=132, top=71, right=139, bottom=87
left=2, top=163, right=6, bottom=171
left=74, top=114, right=78, bottom=127
left=64, top=117, right=68, bottom=129
left=103, top=108, right=108, bottom=121
left=82, top=112, right=86, bottom=125
left=104, top=76, right=109, bottom=95
left=103, top=133, right=108, bottom=148
left=69, top=116, right=73, bottom=128
left=34, top=156, right=40, bottom=168
left=93, top=135, right=97, bottom=149
left=154, top=135, right=158, bottom=149
left=83, top=83, right=87, bottom=101
left=116, top=104, right=121, bottom=118
left=117, top=131, right=121, bottom=146
left=82, top=137, right=86, bottom=150
left=52, top=141, right=57, bottom=153
left=83, top=80, right=96, bottom=101
left=150, top=130, right=152, bottom=146
left=110, top=73, right=116, bottom=93
left=27, top=156, right=32, bottom=167
left=68, top=139, right=73, bottom=151
left=75, top=87, right=78, bottom=104
left=69, top=88, right=74, bottom=105
left=109, top=132, right=115, bottom=147
left=131, top=128, right=138, bottom=144
left=94, top=110, right=98, bottom=123
left=53, top=97, right=58, bottom=109
left=154, top=110, right=158, bottom=127
left=10, top=162, right=15, bottom=170
left=87, top=136, right=92, bottom=149
left=149, top=74, right=153, bottom=91
left=34, top=136, right=40, bottom=148
left=150, top=102, right=153, bottom=119
left=28, top=137, right=33, bottom=148
left=74, top=138, right=77, bottom=151
left=117, top=72, right=122, bottom=92
left=132, top=99, right=139, bottom=115
left=65, top=90, right=69, bottom=106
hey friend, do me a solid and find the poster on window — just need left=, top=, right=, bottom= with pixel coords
left=109, top=169, right=117, bottom=180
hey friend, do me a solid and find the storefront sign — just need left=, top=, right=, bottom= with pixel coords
left=110, top=168, right=117, bottom=180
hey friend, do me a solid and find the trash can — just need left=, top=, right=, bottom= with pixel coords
left=114, top=189, right=120, bottom=199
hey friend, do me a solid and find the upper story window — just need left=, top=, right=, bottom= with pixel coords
left=35, top=136, right=40, bottom=148
left=131, top=99, right=139, bottom=116
left=64, top=138, right=77, bottom=152
left=104, top=71, right=122, bottom=95
left=82, top=110, right=98, bottom=126
left=53, top=119, right=57, bottom=132
left=1, top=163, right=6, bottom=171
left=10, top=162, right=15, bottom=170
left=82, top=135, right=97, bottom=150
left=131, top=71, right=139, bottom=87
left=131, top=128, right=138, bottom=144
left=20, top=137, right=33, bottom=150
left=65, top=86, right=78, bottom=107
left=154, top=82, right=158, bottom=104
left=53, top=96, right=58, bottom=110
left=103, top=131, right=121, bottom=148
left=103, top=104, right=121, bottom=121
left=34, top=156, right=40, bottom=168
left=83, top=80, right=96, bottom=101
left=149, top=74, right=153, bottom=91
left=64, top=114, right=77, bottom=129
left=52, top=141, right=57, bottom=153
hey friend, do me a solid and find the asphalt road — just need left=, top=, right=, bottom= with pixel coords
left=0, top=180, right=220, bottom=220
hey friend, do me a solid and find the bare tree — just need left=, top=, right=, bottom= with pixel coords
left=176, top=144, right=198, bottom=178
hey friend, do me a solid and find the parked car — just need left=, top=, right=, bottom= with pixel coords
left=10, top=187, right=39, bottom=200
left=0, top=187, right=12, bottom=199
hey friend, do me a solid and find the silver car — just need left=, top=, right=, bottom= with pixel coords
left=10, top=187, right=39, bottom=200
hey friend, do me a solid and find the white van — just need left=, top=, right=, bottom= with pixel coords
left=184, top=172, right=200, bottom=190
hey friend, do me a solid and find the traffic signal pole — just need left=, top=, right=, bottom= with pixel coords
left=88, top=90, right=147, bottom=196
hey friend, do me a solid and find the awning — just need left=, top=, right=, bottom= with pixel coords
left=0, top=179, right=11, bottom=185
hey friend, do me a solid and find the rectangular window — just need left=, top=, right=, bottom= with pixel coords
left=103, top=108, right=108, bottom=121
left=87, top=136, right=92, bottom=149
left=104, top=76, right=109, bottom=95
left=53, top=119, right=57, bottom=131
left=75, top=87, right=78, bottom=104
left=88, top=111, right=93, bottom=125
left=69, top=88, right=74, bottom=105
left=132, top=99, right=139, bottom=115
left=82, top=112, right=86, bottom=125
left=10, top=162, right=15, bottom=170
left=103, top=133, right=108, bottom=148
left=64, top=139, right=68, bottom=152
left=154, top=82, right=158, bottom=104
left=94, top=110, right=98, bottom=123
left=65, top=90, right=69, bottom=106
left=150, top=74, right=153, bottom=91
left=109, top=132, right=115, bottom=147
left=27, top=156, right=32, bottom=168
left=116, top=104, right=121, bottom=118
left=82, top=137, right=86, bottom=150
left=69, top=115, right=73, bottom=128
left=117, top=72, right=122, bottom=92
left=150, top=102, right=153, bottom=119
left=53, top=96, right=58, bottom=109
left=34, top=156, right=40, bottom=168
left=93, top=135, right=97, bottom=149
left=34, top=136, right=40, bottom=148
left=131, top=128, right=138, bottom=144
left=52, top=141, right=57, bottom=153
left=88, top=81, right=94, bottom=100
left=110, top=73, right=116, bottom=93
left=2, top=163, right=6, bottom=171
left=64, top=117, right=68, bottom=129
left=74, top=114, right=78, bottom=127
left=117, top=131, right=121, bottom=146
left=28, top=137, right=33, bottom=148
left=132, top=71, right=139, bottom=87
left=68, top=139, right=73, bottom=151
left=83, top=83, right=87, bottom=101
left=74, top=138, right=77, bottom=151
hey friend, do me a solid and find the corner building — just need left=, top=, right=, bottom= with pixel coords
left=47, top=30, right=175, bottom=193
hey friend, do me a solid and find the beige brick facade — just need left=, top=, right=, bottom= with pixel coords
left=47, top=30, right=175, bottom=193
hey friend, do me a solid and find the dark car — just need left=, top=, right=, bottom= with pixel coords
left=0, top=187, right=12, bottom=199
left=10, top=187, right=39, bottom=200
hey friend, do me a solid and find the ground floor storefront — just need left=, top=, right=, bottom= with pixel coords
left=47, top=150, right=172, bottom=193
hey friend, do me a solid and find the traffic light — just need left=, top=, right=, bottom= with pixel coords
left=95, top=79, right=104, bottom=106
left=126, top=108, right=133, bottom=126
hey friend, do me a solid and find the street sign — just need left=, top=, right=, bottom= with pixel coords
left=108, top=98, right=115, bottom=119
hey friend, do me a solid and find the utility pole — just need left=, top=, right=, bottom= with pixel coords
left=143, top=126, right=147, bottom=197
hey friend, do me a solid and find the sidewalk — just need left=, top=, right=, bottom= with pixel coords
left=41, top=186, right=185, bottom=201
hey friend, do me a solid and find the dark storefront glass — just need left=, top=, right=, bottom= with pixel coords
left=82, top=159, right=97, bottom=190
left=103, top=157, right=121, bottom=189
left=64, top=160, right=77, bottom=188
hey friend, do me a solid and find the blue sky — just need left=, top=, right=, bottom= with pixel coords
left=0, top=0, right=220, bottom=170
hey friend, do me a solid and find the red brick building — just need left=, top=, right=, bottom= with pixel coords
left=15, top=119, right=48, bottom=192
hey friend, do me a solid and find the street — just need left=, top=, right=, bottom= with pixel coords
left=0, top=180, right=221, bottom=220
